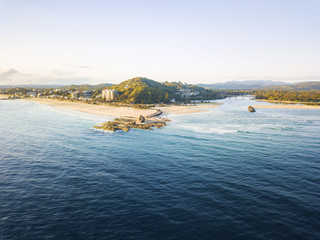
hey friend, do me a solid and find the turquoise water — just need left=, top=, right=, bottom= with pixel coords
left=1, top=98, right=320, bottom=239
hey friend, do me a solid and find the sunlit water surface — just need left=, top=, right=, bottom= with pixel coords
left=1, top=97, right=319, bottom=239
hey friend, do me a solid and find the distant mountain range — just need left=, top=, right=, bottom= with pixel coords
left=61, top=83, right=113, bottom=90
left=197, top=80, right=320, bottom=90
left=197, top=80, right=287, bottom=90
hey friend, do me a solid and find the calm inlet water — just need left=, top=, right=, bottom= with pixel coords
left=1, top=97, right=320, bottom=240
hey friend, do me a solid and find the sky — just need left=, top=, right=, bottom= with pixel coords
left=0, top=0, right=320, bottom=85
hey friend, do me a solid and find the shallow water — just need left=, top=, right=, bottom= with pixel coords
left=1, top=98, right=319, bottom=239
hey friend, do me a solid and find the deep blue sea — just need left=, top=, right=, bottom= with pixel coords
left=1, top=97, right=320, bottom=240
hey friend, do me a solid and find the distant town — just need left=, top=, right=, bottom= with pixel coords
left=0, top=77, right=239, bottom=106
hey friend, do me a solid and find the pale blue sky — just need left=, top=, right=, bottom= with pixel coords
left=0, top=0, right=319, bottom=85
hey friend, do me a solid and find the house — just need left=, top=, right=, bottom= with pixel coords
left=71, top=91, right=79, bottom=99
left=179, top=89, right=191, bottom=98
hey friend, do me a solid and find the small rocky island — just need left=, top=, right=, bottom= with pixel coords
left=93, top=110, right=170, bottom=132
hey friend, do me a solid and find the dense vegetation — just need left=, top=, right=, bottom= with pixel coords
left=109, top=77, right=220, bottom=104
left=264, top=81, right=320, bottom=91
left=255, top=90, right=320, bottom=103
left=110, top=77, right=174, bottom=104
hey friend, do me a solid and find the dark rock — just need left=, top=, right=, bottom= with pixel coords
left=136, top=115, right=145, bottom=124
left=248, top=106, right=256, bottom=112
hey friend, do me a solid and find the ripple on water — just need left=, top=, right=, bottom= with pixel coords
left=0, top=99, right=320, bottom=240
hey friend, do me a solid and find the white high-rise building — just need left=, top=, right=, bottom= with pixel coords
left=102, top=89, right=117, bottom=101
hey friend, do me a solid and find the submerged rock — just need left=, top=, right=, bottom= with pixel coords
left=248, top=106, right=256, bottom=112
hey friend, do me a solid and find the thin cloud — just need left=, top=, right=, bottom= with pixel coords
left=0, top=68, right=19, bottom=80
left=0, top=68, right=92, bottom=85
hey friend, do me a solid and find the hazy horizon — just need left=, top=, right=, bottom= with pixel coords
left=1, top=0, right=320, bottom=85
left=0, top=77, right=316, bottom=87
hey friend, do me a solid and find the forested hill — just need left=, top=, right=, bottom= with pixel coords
left=254, top=89, right=320, bottom=103
left=110, top=77, right=173, bottom=103
left=108, top=77, right=214, bottom=104
left=254, top=82, right=320, bottom=103
left=264, top=81, right=320, bottom=91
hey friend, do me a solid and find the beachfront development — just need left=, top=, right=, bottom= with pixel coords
left=1, top=78, right=320, bottom=120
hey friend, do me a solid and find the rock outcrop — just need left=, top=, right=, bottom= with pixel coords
left=248, top=106, right=256, bottom=112
left=93, top=115, right=170, bottom=132
left=136, top=115, right=145, bottom=124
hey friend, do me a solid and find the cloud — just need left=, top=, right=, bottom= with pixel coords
left=0, top=68, right=19, bottom=80
left=0, top=68, right=92, bottom=85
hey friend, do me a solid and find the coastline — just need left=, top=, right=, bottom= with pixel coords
left=15, top=97, right=221, bottom=117
left=253, top=99, right=320, bottom=109
left=252, top=104, right=320, bottom=109
left=19, top=98, right=157, bottom=118
left=0, top=94, right=9, bottom=99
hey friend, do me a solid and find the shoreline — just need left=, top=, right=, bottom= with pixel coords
left=12, top=97, right=222, bottom=118
left=19, top=98, right=157, bottom=118
left=252, top=104, right=320, bottom=109
left=253, top=99, right=320, bottom=109
left=256, top=99, right=320, bottom=105
left=0, top=94, right=9, bottom=99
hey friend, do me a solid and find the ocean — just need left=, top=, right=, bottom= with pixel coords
left=1, top=97, right=319, bottom=240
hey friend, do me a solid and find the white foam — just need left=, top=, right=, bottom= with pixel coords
left=178, top=125, right=238, bottom=134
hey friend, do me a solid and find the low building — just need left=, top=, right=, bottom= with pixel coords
left=83, top=90, right=92, bottom=98
left=71, top=91, right=79, bottom=99
left=102, top=89, right=117, bottom=101
left=179, top=89, right=191, bottom=98
left=27, top=92, right=37, bottom=97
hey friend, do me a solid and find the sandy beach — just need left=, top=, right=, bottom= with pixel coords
left=16, top=97, right=221, bottom=117
left=21, top=98, right=158, bottom=117
left=252, top=104, right=320, bottom=110
left=0, top=94, right=9, bottom=99
left=6, top=95, right=320, bottom=117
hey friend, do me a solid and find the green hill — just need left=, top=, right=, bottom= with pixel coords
left=107, top=77, right=214, bottom=104
left=110, top=77, right=175, bottom=104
